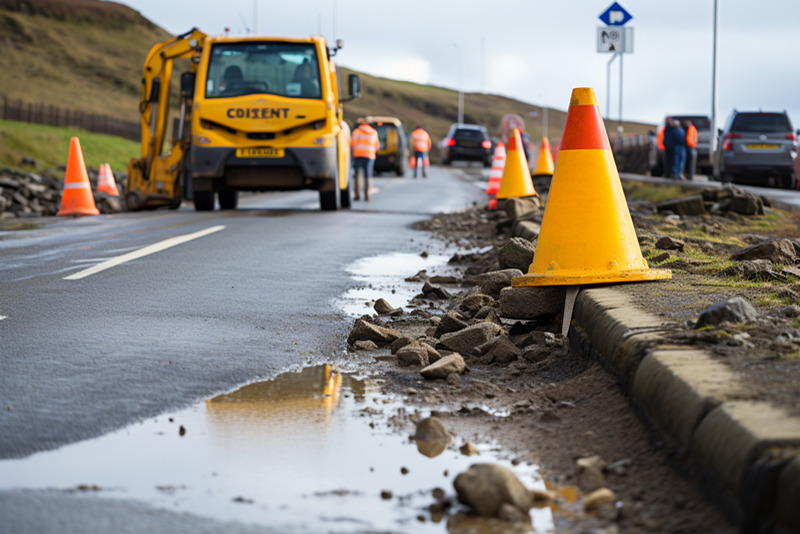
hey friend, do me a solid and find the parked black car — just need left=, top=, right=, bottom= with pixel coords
left=440, top=123, right=493, bottom=167
left=712, top=110, right=798, bottom=189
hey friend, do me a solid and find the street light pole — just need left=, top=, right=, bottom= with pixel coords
left=454, top=44, right=464, bottom=124
left=710, top=0, right=720, bottom=156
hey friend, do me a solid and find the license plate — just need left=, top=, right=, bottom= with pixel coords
left=746, top=143, right=779, bottom=150
left=460, top=141, right=477, bottom=147
left=236, top=148, right=284, bottom=158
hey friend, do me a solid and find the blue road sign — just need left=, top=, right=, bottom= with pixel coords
left=599, top=2, right=633, bottom=26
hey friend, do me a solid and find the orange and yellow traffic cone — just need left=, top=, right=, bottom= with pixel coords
left=57, top=137, right=100, bottom=216
left=496, top=129, right=537, bottom=202
left=512, top=87, right=670, bottom=287
left=532, top=137, right=555, bottom=177
left=97, top=163, right=120, bottom=196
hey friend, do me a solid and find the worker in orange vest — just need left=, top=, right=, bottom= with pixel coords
left=351, top=118, right=379, bottom=201
left=409, top=125, right=432, bottom=178
left=684, top=120, right=698, bottom=180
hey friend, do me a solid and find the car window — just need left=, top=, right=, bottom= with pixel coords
left=730, top=114, right=791, bottom=133
left=677, top=116, right=710, bottom=130
left=454, top=129, right=486, bottom=141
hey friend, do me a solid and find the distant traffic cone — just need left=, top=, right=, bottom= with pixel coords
left=512, top=87, right=671, bottom=287
left=97, top=163, right=120, bottom=196
left=485, top=142, right=506, bottom=194
left=496, top=129, right=537, bottom=201
left=409, top=155, right=416, bottom=169
left=57, top=137, right=100, bottom=216
left=532, top=137, right=555, bottom=177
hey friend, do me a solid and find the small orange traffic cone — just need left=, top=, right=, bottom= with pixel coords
left=409, top=155, right=416, bottom=169
left=496, top=129, right=537, bottom=201
left=512, top=87, right=670, bottom=287
left=532, top=137, right=555, bottom=177
left=485, top=142, right=506, bottom=194
left=97, top=163, right=120, bottom=196
left=57, top=137, right=100, bottom=216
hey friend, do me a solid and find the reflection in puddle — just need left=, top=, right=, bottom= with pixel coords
left=0, top=365, right=554, bottom=532
left=333, top=251, right=451, bottom=316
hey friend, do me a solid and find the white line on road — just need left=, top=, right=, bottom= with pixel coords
left=63, top=225, right=226, bottom=281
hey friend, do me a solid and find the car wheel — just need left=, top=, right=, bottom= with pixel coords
left=193, top=190, right=215, bottom=211
left=218, top=190, right=238, bottom=210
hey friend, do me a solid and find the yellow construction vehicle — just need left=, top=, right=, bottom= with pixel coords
left=125, top=28, right=360, bottom=211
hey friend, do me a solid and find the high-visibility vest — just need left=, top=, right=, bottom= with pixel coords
left=686, top=124, right=698, bottom=148
left=352, top=124, right=379, bottom=159
left=656, top=126, right=665, bottom=151
left=410, top=128, right=431, bottom=153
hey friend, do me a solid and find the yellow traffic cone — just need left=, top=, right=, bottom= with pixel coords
left=496, top=129, right=537, bottom=200
left=57, top=137, right=100, bottom=216
left=532, top=137, right=555, bottom=177
left=512, top=87, right=671, bottom=287
left=97, top=163, right=120, bottom=196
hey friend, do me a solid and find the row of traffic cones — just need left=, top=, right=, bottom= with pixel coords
left=56, top=137, right=120, bottom=216
left=487, top=87, right=670, bottom=303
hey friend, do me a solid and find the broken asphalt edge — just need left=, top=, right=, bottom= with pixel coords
left=568, top=286, right=800, bottom=533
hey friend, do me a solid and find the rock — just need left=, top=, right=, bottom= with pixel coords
left=584, top=487, right=617, bottom=513
left=405, top=270, right=429, bottom=282
left=730, top=239, right=797, bottom=264
left=453, top=463, right=532, bottom=518
left=352, top=340, right=378, bottom=351
left=483, top=336, right=521, bottom=365
left=347, top=318, right=401, bottom=346
left=498, top=503, right=529, bottom=523
left=498, top=237, right=536, bottom=272
left=458, top=293, right=497, bottom=318
left=512, top=220, right=541, bottom=241
left=412, top=416, right=452, bottom=458
left=396, top=344, right=430, bottom=367
left=503, top=197, right=540, bottom=221
left=434, top=311, right=468, bottom=338
left=520, top=345, right=549, bottom=363
left=389, top=336, right=415, bottom=354
left=421, top=281, right=451, bottom=299
left=373, top=298, right=395, bottom=315
left=655, top=236, right=685, bottom=252
left=472, top=269, right=523, bottom=298
left=651, top=252, right=670, bottom=263
left=439, top=322, right=502, bottom=355
left=576, top=456, right=607, bottom=492
left=695, top=296, right=759, bottom=329
left=429, top=275, right=459, bottom=284
left=720, top=259, right=776, bottom=281
left=530, top=488, right=555, bottom=503
left=499, top=286, right=565, bottom=320
left=460, top=441, right=479, bottom=456
left=421, top=353, right=466, bottom=379
left=655, top=194, right=706, bottom=216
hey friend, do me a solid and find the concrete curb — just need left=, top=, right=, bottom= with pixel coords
left=569, top=286, right=800, bottom=533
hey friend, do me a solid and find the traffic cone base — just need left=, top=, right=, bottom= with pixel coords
left=57, top=137, right=100, bottom=216
left=496, top=129, right=537, bottom=200
left=512, top=87, right=669, bottom=287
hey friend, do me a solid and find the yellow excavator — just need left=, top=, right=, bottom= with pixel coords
left=125, top=28, right=360, bottom=212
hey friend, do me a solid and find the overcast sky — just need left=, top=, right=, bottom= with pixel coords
left=117, top=0, right=800, bottom=131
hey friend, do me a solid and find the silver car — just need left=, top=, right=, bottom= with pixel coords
left=713, top=110, right=798, bottom=189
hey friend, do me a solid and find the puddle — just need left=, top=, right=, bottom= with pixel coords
left=333, top=251, right=453, bottom=317
left=0, top=365, right=554, bottom=532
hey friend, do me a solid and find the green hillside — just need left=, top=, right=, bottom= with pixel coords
left=0, top=0, right=655, bottom=170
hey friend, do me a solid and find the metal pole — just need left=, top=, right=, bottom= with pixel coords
left=543, top=107, right=548, bottom=139
left=454, top=44, right=464, bottom=124
left=618, top=52, right=623, bottom=128
left=606, top=53, right=619, bottom=119
left=710, top=0, right=720, bottom=155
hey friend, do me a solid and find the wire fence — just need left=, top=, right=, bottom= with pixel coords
left=1, top=95, right=139, bottom=142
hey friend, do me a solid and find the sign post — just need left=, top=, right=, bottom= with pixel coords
left=597, top=2, right=633, bottom=127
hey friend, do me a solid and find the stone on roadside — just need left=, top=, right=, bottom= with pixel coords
left=483, top=335, right=521, bottom=365
left=458, top=293, right=497, bottom=318
left=389, top=336, right=415, bottom=354
left=453, top=463, right=532, bottom=518
left=695, top=296, right=759, bottom=329
left=584, top=487, right=616, bottom=513
left=730, top=239, right=797, bottom=264
left=413, top=416, right=452, bottom=458
left=420, top=281, right=451, bottom=299
left=512, top=219, right=541, bottom=241
left=472, top=269, right=523, bottom=298
left=347, top=318, right=401, bottom=346
left=421, top=353, right=466, bottom=379
left=655, top=236, right=685, bottom=252
left=499, top=286, right=565, bottom=320
left=720, top=259, right=775, bottom=281
left=373, top=298, right=395, bottom=315
left=498, top=237, right=536, bottom=272
left=396, top=344, right=430, bottom=367
left=352, top=340, right=379, bottom=351
left=460, top=441, right=479, bottom=456
left=438, top=322, right=502, bottom=355
left=576, top=455, right=607, bottom=492
left=655, top=194, right=706, bottom=216
left=434, top=311, right=469, bottom=338
left=503, top=197, right=540, bottom=221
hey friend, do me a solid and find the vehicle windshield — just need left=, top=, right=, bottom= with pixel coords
left=454, top=129, right=486, bottom=141
left=731, top=113, right=792, bottom=133
left=675, top=116, right=710, bottom=130
left=206, top=42, right=321, bottom=99
left=371, top=123, right=399, bottom=151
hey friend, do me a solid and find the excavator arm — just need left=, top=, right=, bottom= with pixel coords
left=125, top=28, right=207, bottom=211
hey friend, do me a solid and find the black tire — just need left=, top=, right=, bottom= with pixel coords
left=320, top=189, right=340, bottom=211
left=218, top=190, right=238, bottom=210
left=484, top=157, right=492, bottom=168
left=340, top=176, right=352, bottom=209
left=781, top=173, right=797, bottom=190
left=194, top=190, right=215, bottom=211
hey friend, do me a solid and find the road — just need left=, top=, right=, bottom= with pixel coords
left=0, top=166, right=486, bottom=459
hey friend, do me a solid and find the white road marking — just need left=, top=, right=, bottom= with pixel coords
left=0, top=316, right=8, bottom=321
left=63, top=225, right=226, bottom=281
